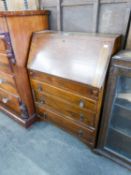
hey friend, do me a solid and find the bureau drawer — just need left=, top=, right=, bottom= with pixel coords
left=0, top=71, right=18, bottom=94
left=29, top=70, right=99, bottom=100
left=31, top=79, right=97, bottom=112
left=0, top=88, right=21, bottom=114
left=0, top=53, right=12, bottom=73
left=36, top=104, right=95, bottom=147
left=34, top=91, right=96, bottom=128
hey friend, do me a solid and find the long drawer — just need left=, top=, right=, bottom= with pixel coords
left=34, top=90, right=96, bottom=129
left=0, top=53, right=12, bottom=74
left=29, top=70, right=99, bottom=101
left=0, top=71, right=18, bottom=95
left=0, top=88, right=21, bottom=114
left=31, top=79, right=97, bottom=112
left=36, top=103, right=96, bottom=147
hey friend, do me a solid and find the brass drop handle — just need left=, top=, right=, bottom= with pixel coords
left=2, top=97, right=9, bottom=104
left=38, top=85, right=43, bottom=92
left=79, top=100, right=85, bottom=108
left=39, top=98, right=45, bottom=105
left=78, top=130, right=84, bottom=137
left=80, top=114, right=84, bottom=122
left=0, top=78, right=5, bottom=84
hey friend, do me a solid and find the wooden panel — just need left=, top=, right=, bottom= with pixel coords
left=7, top=14, right=49, bottom=66
left=0, top=71, right=18, bottom=94
left=36, top=104, right=96, bottom=147
left=28, top=31, right=121, bottom=88
left=30, top=79, right=97, bottom=111
left=0, top=88, right=21, bottom=114
left=34, top=91, right=96, bottom=128
left=29, top=71, right=99, bottom=100
left=0, top=53, right=12, bottom=73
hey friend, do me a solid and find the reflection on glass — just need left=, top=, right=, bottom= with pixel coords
left=106, top=76, right=131, bottom=160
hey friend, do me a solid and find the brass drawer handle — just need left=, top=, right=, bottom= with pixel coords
left=39, top=99, right=45, bottom=105
left=2, top=97, right=9, bottom=104
left=79, top=100, right=85, bottom=108
left=80, top=114, right=84, bottom=122
left=38, top=85, right=43, bottom=92
left=78, top=130, right=84, bottom=137
left=0, top=78, right=5, bottom=84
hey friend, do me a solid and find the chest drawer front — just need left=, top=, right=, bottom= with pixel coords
left=0, top=53, right=12, bottom=73
left=36, top=104, right=95, bottom=147
left=29, top=71, right=99, bottom=100
left=34, top=91, right=96, bottom=128
left=0, top=71, right=18, bottom=94
left=0, top=88, right=20, bottom=114
left=31, top=79, right=97, bottom=112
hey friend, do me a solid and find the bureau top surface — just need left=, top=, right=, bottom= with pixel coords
left=28, top=31, right=121, bottom=88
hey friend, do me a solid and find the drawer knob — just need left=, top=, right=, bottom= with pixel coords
left=80, top=114, right=84, bottom=122
left=2, top=98, right=9, bottom=104
left=0, top=79, right=5, bottom=84
left=79, top=100, right=85, bottom=108
left=78, top=130, right=84, bottom=137
left=39, top=100, right=45, bottom=105
left=38, top=85, right=43, bottom=92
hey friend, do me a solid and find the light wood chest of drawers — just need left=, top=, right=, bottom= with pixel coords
left=28, top=31, right=121, bottom=147
left=0, top=10, right=49, bottom=127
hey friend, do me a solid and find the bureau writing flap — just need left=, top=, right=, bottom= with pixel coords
left=28, top=31, right=121, bottom=88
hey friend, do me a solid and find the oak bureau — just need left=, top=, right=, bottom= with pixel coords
left=27, top=31, right=121, bottom=147
left=0, top=10, right=49, bottom=127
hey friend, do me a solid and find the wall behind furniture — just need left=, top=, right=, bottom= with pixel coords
left=40, top=0, right=131, bottom=48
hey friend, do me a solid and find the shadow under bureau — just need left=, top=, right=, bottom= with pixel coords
left=27, top=31, right=121, bottom=147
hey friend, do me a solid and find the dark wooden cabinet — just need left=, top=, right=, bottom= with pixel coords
left=0, top=10, right=49, bottom=127
left=97, top=50, right=131, bottom=169
left=27, top=31, right=121, bottom=147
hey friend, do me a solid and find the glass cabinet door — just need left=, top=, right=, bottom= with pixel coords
left=105, top=76, right=131, bottom=160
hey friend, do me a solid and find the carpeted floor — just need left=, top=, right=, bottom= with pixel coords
left=0, top=112, right=130, bottom=175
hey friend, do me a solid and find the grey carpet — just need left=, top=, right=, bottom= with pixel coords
left=0, top=112, right=130, bottom=175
